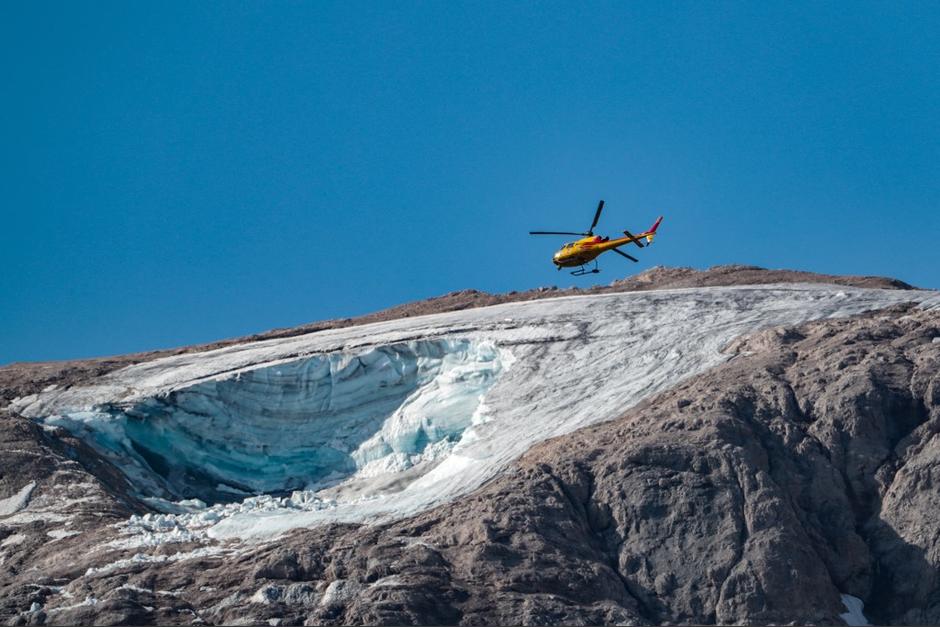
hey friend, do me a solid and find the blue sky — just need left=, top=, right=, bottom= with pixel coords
left=2, top=2, right=938, bottom=364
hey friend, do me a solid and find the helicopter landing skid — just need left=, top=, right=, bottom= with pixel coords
left=570, top=260, right=600, bottom=276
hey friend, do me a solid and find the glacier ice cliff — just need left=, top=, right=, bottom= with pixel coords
left=41, top=339, right=507, bottom=504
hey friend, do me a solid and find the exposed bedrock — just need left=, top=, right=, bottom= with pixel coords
left=5, top=303, right=939, bottom=625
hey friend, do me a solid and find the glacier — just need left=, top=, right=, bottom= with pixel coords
left=13, top=284, right=940, bottom=543
left=40, top=339, right=508, bottom=503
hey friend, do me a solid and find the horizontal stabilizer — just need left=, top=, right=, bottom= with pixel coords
left=623, top=229, right=645, bottom=248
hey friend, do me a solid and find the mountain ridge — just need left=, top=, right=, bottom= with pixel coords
left=0, top=264, right=915, bottom=407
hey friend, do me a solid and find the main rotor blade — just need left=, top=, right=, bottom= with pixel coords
left=612, top=248, right=639, bottom=263
left=622, top=229, right=644, bottom=248
left=529, top=231, right=588, bottom=236
left=588, top=200, right=604, bottom=234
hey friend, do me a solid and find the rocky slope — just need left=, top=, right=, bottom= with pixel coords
left=1, top=267, right=938, bottom=626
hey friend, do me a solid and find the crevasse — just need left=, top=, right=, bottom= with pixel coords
left=44, top=339, right=507, bottom=504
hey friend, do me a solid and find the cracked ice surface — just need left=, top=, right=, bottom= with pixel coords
left=38, top=339, right=506, bottom=504
left=14, top=284, right=940, bottom=541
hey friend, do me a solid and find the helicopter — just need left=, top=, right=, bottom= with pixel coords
left=530, top=200, right=663, bottom=276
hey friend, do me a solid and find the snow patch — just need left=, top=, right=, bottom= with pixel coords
left=108, top=491, right=338, bottom=548
left=320, top=579, right=361, bottom=607
left=47, top=529, right=80, bottom=540
left=84, top=547, right=227, bottom=576
left=1, top=533, right=27, bottom=548
left=840, top=594, right=869, bottom=626
left=250, top=583, right=317, bottom=606
left=47, top=595, right=98, bottom=613
left=0, top=482, right=35, bottom=517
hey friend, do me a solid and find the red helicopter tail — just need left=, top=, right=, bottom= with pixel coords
left=643, top=216, right=663, bottom=244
